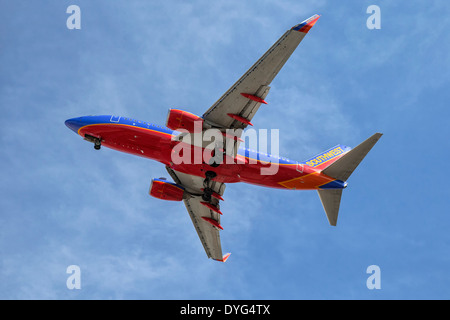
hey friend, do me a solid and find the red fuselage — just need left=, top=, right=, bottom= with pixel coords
left=65, top=115, right=344, bottom=190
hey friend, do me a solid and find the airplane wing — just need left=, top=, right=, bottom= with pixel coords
left=164, top=15, right=320, bottom=261
left=202, top=14, right=320, bottom=130
left=166, top=166, right=229, bottom=261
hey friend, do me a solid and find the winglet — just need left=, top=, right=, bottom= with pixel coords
left=215, top=253, right=231, bottom=263
left=291, top=14, right=320, bottom=33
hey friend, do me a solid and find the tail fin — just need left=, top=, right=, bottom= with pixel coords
left=321, top=133, right=383, bottom=181
left=302, top=144, right=352, bottom=170
left=318, top=133, right=383, bottom=226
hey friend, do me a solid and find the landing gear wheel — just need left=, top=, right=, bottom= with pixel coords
left=208, top=148, right=223, bottom=167
left=205, top=171, right=217, bottom=179
left=202, top=171, right=217, bottom=202
left=84, top=134, right=102, bottom=150
left=202, top=188, right=213, bottom=202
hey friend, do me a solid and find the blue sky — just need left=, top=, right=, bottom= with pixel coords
left=1, top=0, right=450, bottom=299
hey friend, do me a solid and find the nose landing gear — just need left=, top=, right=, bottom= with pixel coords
left=84, top=134, right=102, bottom=150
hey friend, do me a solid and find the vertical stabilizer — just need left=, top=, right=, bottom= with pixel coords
left=321, top=133, right=383, bottom=181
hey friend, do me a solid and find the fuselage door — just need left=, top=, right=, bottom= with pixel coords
left=110, top=115, right=121, bottom=123
left=296, top=162, right=304, bottom=173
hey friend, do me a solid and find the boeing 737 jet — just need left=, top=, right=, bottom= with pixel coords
left=65, top=15, right=382, bottom=262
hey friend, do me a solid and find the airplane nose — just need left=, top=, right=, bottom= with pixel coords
left=65, top=117, right=86, bottom=133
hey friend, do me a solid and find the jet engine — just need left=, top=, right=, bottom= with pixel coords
left=149, top=179, right=185, bottom=201
left=166, top=109, right=204, bottom=133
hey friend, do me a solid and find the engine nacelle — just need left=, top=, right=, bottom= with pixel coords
left=149, top=179, right=185, bottom=201
left=166, top=109, right=204, bottom=133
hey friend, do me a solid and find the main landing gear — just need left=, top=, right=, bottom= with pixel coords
left=208, top=146, right=226, bottom=168
left=202, top=171, right=216, bottom=202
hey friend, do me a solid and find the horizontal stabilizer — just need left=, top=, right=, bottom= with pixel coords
left=318, top=189, right=343, bottom=226
left=322, top=133, right=382, bottom=181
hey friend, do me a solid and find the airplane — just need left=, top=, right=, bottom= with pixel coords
left=65, top=14, right=382, bottom=262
